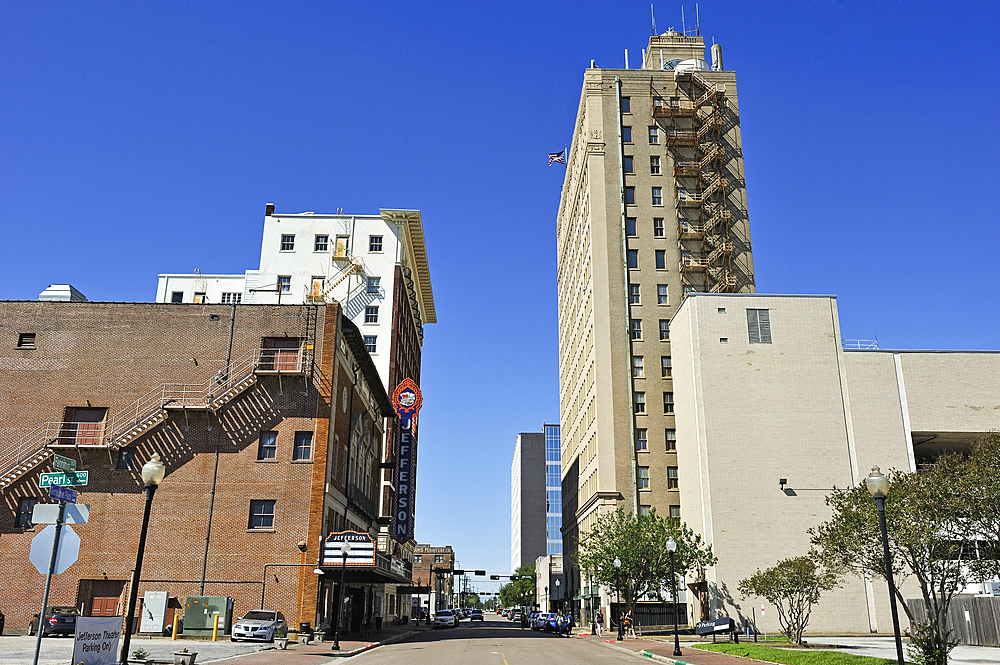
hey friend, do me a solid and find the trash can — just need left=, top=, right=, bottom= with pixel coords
left=401, top=615, right=409, bottom=625
left=298, top=622, right=312, bottom=636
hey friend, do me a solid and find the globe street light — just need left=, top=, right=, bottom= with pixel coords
left=666, top=537, right=682, bottom=657
left=331, top=540, right=353, bottom=651
left=866, top=466, right=904, bottom=665
left=120, top=453, right=166, bottom=665
left=555, top=578, right=561, bottom=611
left=613, top=557, right=623, bottom=641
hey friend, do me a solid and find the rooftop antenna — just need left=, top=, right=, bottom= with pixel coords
left=651, top=3, right=656, bottom=35
left=696, top=3, right=700, bottom=36
left=681, top=5, right=686, bottom=35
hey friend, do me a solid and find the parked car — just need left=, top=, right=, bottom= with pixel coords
left=527, top=612, right=539, bottom=629
left=543, top=613, right=559, bottom=633
left=230, top=610, right=287, bottom=642
left=470, top=609, right=484, bottom=621
left=510, top=609, right=523, bottom=623
left=433, top=609, right=456, bottom=629
left=28, top=607, right=79, bottom=637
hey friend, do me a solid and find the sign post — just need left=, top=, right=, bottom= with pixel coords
left=31, top=500, right=67, bottom=665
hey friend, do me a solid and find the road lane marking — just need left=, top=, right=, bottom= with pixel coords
left=502, top=652, right=509, bottom=665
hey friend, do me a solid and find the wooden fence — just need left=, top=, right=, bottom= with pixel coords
left=905, top=595, right=1000, bottom=647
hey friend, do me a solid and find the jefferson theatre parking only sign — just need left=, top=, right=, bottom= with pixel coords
left=72, top=615, right=123, bottom=665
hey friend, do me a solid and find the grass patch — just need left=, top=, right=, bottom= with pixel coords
left=690, top=643, right=899, bottom=665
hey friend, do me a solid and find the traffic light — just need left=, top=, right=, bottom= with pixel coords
left=475, top=570, right=486, bottom=576
left=452, top=569, right=465, bottom=575
left=490, top=575, right=500, bottom=580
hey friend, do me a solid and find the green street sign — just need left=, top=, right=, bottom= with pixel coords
left=52, top=454, right=77, bottom=472
left=40, top=471, right=89, bottom=487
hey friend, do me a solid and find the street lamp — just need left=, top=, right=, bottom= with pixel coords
left=555, top=578, right=561, bottom=611
left=119, top=453, right=166, bottom=665
left=589, top=569, right=596, bottom=635
left=666, top=537, right=682, bottom=657
left=613, top=557, right=623, bottom=641
left=866, top=466, right=904, bottom=665
left=331, top=540, right=352, bottom=651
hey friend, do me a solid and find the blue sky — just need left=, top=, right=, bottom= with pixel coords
left=3, top=1, right=999, bottom=592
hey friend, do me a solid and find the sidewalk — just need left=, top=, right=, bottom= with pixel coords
left=213, top=623, right=432, bottom=664
left=571, top=628, right=755, bottom=665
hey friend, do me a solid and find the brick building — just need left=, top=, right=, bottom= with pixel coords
left=412, top=544, right=455, bottom=613
left=0, top=300, right=410, bottom=634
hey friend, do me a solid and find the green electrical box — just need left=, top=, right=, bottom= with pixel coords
left=183, top=596, right=234, bottom=636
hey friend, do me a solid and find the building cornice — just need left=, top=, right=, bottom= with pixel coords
left=380, top=209, right=436, bottom=325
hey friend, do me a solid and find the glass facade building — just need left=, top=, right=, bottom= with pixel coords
left=544, top=424, right=562, bottom=555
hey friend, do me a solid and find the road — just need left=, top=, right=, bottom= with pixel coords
left=349, top=616, right=642, bottom=665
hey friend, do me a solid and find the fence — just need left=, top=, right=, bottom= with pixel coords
left=609, top=602, right=687, bottom=633
left=905, top=595, right=1000, bottom=647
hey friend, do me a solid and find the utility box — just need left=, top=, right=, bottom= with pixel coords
left=140, top=591, right=170, bottom=634
left=184, top=596, right=234, bottom=636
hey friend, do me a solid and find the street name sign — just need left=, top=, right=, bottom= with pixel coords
left=29, top=523, right=81, bottom=575
left=49, top=485, right=78, bottom=503
left=40, top=470, right=89, bottom=487
left=32, top=503, right=89, bottom=523
left=52, top=454, right=77, bottom=472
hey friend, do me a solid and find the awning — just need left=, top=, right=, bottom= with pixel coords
left=394, top=586, right=431, bottom=594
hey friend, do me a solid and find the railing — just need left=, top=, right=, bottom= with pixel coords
left=702, top=176, right=728, bottom=198
left=347, top=483, right=379, bottom=521
left=708, top=240, right=734, bottom=263
left=680, top=255, right=709, bottom=269
left=675, top=189, right=703, bottom=205
left=678, top=221, right=705, bottom=236
left=711, top=274, right=738, bottom=291
left=842, top=339, right=880, bottom=350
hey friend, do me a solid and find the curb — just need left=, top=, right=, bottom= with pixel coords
left=580, top=636, right=686, bottom=665
left=326, top=630, right=417, bottom=658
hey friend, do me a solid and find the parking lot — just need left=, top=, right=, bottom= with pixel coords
left=0, top=633, right=265, bottom=665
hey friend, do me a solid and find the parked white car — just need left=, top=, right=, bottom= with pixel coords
left=231, top=610, right=287, bottom=642
left=433, top=609, right=457, bottom=629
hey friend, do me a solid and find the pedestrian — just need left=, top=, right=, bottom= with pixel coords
left=565, top=611, right=575, bottom=637
left=617, top=611, right=625, bottom=641
left=625, top=611, right=635, bottom=639
left=596, top=610, right=604, bottom=638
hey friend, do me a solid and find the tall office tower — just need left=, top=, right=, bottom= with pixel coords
left=555, top=29, right=756, bottom=610
left=511, top=432, right=546, bottom=572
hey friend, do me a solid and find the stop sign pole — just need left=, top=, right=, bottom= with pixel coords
left=32, top=499, right=67, bottom=665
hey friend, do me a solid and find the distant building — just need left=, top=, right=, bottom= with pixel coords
left=413, top=544, right=455, bottom=612
left=534, top=553, right=564, bottom=612
left=510, top=432, right=545, bottom=572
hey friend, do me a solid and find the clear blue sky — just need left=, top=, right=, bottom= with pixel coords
left=3, top=1, right=998, bottom=592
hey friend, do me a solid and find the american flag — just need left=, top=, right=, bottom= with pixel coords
left=548, top=149, right=566, bottom=166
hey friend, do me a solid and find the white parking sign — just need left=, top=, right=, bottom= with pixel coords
left=73, top=615, right=123, bottom=665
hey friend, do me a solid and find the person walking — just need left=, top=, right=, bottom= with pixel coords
left=625, top=610, right=635, bottom=639
left=617, top=611, right=625, bottom=641
left=565, top=611, right=575, bottom=637
left=595, top=610, right=604, bottom=638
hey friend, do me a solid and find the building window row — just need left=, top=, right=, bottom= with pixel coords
left=629, top=319, right=670, bottom=341
left=279, top=234, right=383, bottom=254
left=624, top=186, right=664, bottom=207
left=625, top=217, right=665, bottom=238
left=257, top=431, right=313, bottom=461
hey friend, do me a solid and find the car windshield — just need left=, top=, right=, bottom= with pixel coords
left=437, top=611, right=452, bottom=616
left=50, top=607, right=80, bottom=616
left=242, top=611, right=277, bottom=621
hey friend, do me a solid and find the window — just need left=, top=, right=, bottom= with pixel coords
left=720, top=337, right=729, bottom=344
left=651, top=187, right=663, bottom=206
left=667, top=466, right=679, bottom=489
left=16, top=498, right=38, bottom=528
left=629, top=284, right=640, bottom=304
left=364, top=336, right=377, bottom=353
left=653, top=218, right=664, bottom=237
left=280, top=234, right=295, bottom=251
left=661, top=356, right=672, bottom=378
left=621, top=97, right=631, bottom=113
left=636, top=428, right=647, bottom=450
left=663, top=392, right=674, bottom=413
left=630, top=319, right=642, bottom=340
left=638, top=466, right=650, bottom=489
left=718, top=307, right=727, bottom=314
left=117, top=449, right=136, bottom=469
left=277, top=276, right=291, bottom=293
left=623, top=156, right=634, bottom=174
left=249, top=500, right=276, bottom=529
left=17, top=333, right=36, bottom=348
left=639, top=504, right=651, bottom=517
left=657, top=284, right=669, bottom=305
left=413, top=554, right=423, bottom=563
left=632, top=356, right=644, bottom=378
left=315, top=235, right=329, bottom=251
left=748, top=309, right=773, bottom=344
left=625, top=217, right=637, bottom=236
left=334, top=236, right=349, bottom=258
left=625, top=187, right=635, bottom=205
left=655, top=250, right=666, bottom=269
left=257, top=432, right=277, bottom=460
left=627, top=249, right=638, bottom=268
left=650, top=156, right=661, bottom=174
left=193, top=292, right=207, bottom=304
left=623, top=126, right=632, bottom=143
left=434, top=554, right=444, bottom=563
left=369, top=235, right=383, bottom=252
left=221, top=292, right=242, bottom=304
left=367, top=277, right=380, bottom=293
left=293, top=432, right=313, bottom=461
left=665, top=428, right=677, bottom=451
left=634, top=392, right=646, bottom=414
left=659, top=320, right=670, bottom=340
left=364, top=306, right=379, bottom=323
left=171, top=292, right=183, bottom=303
left=648, top=126, right=659, bottom=144
left=669, top=505, right=681, bottom=520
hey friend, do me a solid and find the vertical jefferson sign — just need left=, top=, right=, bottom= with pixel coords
left=391, top=378, right=421, bottom=542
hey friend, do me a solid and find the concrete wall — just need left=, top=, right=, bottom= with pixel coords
left=512, top=433, right=546, bottom=571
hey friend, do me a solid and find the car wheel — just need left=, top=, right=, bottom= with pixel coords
left=268, top=630, right=275, bottom=644
left=230, top=637, right=238, bottom=642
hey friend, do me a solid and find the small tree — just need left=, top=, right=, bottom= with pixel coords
left=576, top=507, right=716, bottom=616
left=499, top=564, right=535, bottom=608
left=737, top=555, right=839, bottom=644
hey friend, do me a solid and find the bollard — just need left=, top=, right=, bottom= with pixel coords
left=172, top=613, right=180, bottom=641
left=212, top=614, right=219, bottom=641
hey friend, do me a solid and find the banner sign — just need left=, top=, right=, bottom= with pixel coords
left=321, top=531, right=376, bottom=566
left=73, top=615, right=123, bottom=665
left=391, top=378, right=422, bottom=543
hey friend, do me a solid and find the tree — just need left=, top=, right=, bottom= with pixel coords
left=941, top=433, right=1000, bottom=583
left=576, top=507, right=716, bottom=616
left=499, top=564, right=535, bottom=608
left=737, top=555, right=839, bottom=645
left=809, top=460, right=993, bottom=665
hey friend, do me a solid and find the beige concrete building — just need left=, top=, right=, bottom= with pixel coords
left=555, top=28, right=755, bottom=621
left=670, top=293, right=1000, bottom=632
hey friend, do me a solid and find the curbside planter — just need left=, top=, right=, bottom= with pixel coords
left=173, top=652, right=197, bottom=665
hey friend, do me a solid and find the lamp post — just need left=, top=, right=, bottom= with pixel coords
left=589, top=569, right=596, bottom=635
left=119, top=454, right=166, bottom=665
left=555, top=578, right=561, bottom=611
left=613, top=557, right=623, bottom=641
left=666, top=537, right=682, bottom=657
left=331, top=540, right=352, bottom=651
left=866, top=466, right=904, bottom=665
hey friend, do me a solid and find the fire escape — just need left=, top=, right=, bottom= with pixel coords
left=652, top=71, right=740, bottom=294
